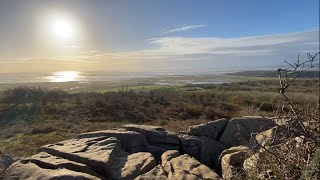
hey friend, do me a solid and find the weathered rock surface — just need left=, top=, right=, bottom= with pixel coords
left=201, top=136, right=226, bottom=169
left=219, top=117, right=277, bottom=147
left=254, top=126, right=288, bottom=147
left=164, top=154, right=221, bottom=180
left=76, top=129, right=149, bottom=151
left=161, top=150, right=180, bottom=167
left=6, top=161, right=101, bottom=180
left=187, top=118, right=229, bottom=140
left=39, top=137, right=123, bottom=176
left=109, top=152, right=157, bottom=180
left=135, top=165, right=168, bottom=180
left=219, top=146, right=250, bottom=179
left=122, top=124, right=180, bottom=151
left=5, top=117, right=278, bottom=179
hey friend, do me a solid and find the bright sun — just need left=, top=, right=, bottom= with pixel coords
left=51, top=18, right=74, bottom=40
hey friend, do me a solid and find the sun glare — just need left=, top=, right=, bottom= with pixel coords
left=48, top=71, right=80, bottom=82
left=50, top=17, right=74, bottom=40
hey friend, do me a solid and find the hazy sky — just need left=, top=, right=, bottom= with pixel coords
left=0, top=0, right=319, bottom=73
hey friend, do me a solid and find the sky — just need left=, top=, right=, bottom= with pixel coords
left=0, top=0, right=319, bottom=74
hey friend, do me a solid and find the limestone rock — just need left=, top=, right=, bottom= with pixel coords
left=187, top=118, right=229, bottom=140
left=134, top=165, right=168, bottom=180
left=200, top=136, right=226, bottom=169
left=122, top=124, right=180, bottom=146
left=22, top=152, right=102, bottom=178
left=76, top=129, right=149, bottom=151
left=254, top=126, right=287, bottom=147
left=164, top=154, right=221, bottom=180
left=109, top=152, right=157, bottom=180
left=39, top=137, right=123, bottom=176
left=219, top=146, right=250, bottom=179
left=161, top=150, right=180, bottom=167
left=5, top=161, right=100, bottom=180
left=176, top=133, right=202, bottom=160
left=219, top=117, right=276, bottom=147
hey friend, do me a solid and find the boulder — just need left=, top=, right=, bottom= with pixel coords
left=21, top=152, right=102, bottom=178
left=200, top=136, right=226, bottom=169
left=161, top=150, right=180, bottom=167
left=187, top=118, right=229, bottom=140
left=254, top=126, right=287, bottom=147
left=176, top=133, right=202, bottom=160
left=219, top=146, right=250, bottom=179
left=164, top=154, right=221, bottom=180
left=135, top=165, right=168, bottom=180
left=219, top=117, right=277, bottom=147
left=122, top=124, right=180, bottom=146
left=76, top=129, right=149, bottom=151
left=39, top=137, right=123, bottom=176
left=109, top=152, right=157, bottom=180
left=5, top=161, right=101, bottom=180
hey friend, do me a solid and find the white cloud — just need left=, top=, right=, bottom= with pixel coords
left=148, top=30, right=319, bottom=56
left=164, top=24, right=207, bottom=33
left=1, top=30, right=319, bottom=73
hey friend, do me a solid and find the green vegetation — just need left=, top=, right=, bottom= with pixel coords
left=226, top=70, right=319, bottom=78
left=0, top=77, right=318, bottom=157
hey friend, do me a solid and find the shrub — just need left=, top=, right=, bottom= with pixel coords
left=31, top=126, right=56, bottom=134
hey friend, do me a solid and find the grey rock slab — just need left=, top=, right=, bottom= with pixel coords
left=219, top=117, right=277, bottom=148
left=39, top=137, right=123, bottom=176
left=5, top=161, right=100, bottom=180
left=135, top=165, right=168, bottom=180
left=187, top=118, right=229, bottom=140
left=109, top=152, right=157, bottom=180
left=76, top=129, right=149, bottom=151
left=164, top=154, right=221, bottom=180
left=122, top=124, right=180, bottom=145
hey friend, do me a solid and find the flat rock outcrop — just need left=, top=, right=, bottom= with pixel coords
left=4, top=117, right=278, bottom=179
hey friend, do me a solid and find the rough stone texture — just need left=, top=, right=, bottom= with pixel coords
left=255, top=126, right=287, bottom=147
left=176, top=133, right=202, bottom=160
left=135, top=165, right=168, bottom=180
left=6, top=161, right=101, bottom=180
left=161, top=150, right=180, bottom=167
left=22, top=152, right=102, bottom=178
left=200, top=136, right=226, bottom=169
left=109, top=152, right=157, bottom=180
left=130, top=145, right=167, bottom=159
left=219, top=117, right=277, bottom=148
left=39, top=137, right=123, bottom=176
left=122, top=124, right=180, bottom=147
left=76, top=129, right=149, bottom=151
left=4, top=117, right=277, bottom=179
left=187, top=118, right=229, bottom=140
left=219, top=146, right=250, bottom=179
left=164, top=154, right=221, bottom=180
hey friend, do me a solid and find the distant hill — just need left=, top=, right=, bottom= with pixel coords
left=226, top=70, right=319, bottom=78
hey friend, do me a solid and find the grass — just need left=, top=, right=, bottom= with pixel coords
left=0, top=77, right=318, bottom=157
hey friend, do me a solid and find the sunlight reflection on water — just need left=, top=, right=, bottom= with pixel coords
left=47, top=71, right=81, bottom=82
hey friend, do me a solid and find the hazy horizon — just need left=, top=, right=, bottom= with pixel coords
left=0, top=0, right=319, bottom=74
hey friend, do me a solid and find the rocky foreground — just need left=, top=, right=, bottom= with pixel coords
left=3, top=117, right=279, bottom=179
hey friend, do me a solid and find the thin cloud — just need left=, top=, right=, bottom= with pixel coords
left=1, top=30, right=318, bottom=73
left=164, top=24, right=207, bottom=33
left=150, top=30, right=319, bottom=56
